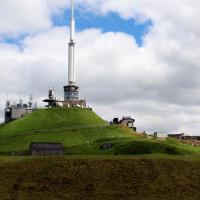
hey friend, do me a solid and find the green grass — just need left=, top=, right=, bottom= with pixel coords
left=0, top=108, right=137, bottom=154
left=0, top=107, right=107, bottom=136
left=0, top=156, right=200, bottom=200
left=1, top=108, right=200, bottom=199
left=0, top=107, right=200, bottom=156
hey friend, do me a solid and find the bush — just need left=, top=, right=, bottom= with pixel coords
left=114, top=140, right=182, bottom=155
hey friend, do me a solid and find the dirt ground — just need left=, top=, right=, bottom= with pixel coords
left=181, top=139, right=200, bottom=147
left=0, top=157, right=200, bottom=200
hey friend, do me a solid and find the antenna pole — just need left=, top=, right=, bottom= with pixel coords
left=64, top=0, right=79, bottom=101
left=71, top=0, right=74, bottom=19
left=68, top=0, right=76, bottom=84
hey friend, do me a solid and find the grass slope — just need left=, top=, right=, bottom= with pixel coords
left=0, top=108, right=136, bottom=154
left=0, top=108, right=107, bottom=135
left=0, top=156, right=200, bottom=200
left=0, top=108, right=200, bottom=155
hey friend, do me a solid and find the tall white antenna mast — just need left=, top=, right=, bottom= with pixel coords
left=63, top=0, right=86, bottom=107
left=64, top=0, right=79, bottom=101
left=68, top=0, right=76, bottom=84
left=70, top=0, right=75, bottom=42
left=71, top=0, right=74, bottom=19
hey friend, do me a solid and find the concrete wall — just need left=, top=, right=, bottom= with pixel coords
left=11, top=108, right=26, bottom=119
left=120, top=119, right=135, bottom=128
left=5, top=107, right=35, bottom=123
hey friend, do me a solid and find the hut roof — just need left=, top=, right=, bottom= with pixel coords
left=30, top=142, right=64, bottom=151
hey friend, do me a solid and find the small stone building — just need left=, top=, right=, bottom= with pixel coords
left=168, top=133, right=185, bottom=139
left=119, top=117, right=135, bottom=128
left=112, top=116, right=136, bottom=131
left=153, top=132, right=168, bottom=138
left=29, top=142, right=64, bottom=156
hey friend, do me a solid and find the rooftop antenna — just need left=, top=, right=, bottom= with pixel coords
left=19, top=91, right=23, bottom=107
left=28, top=95, right=33, bottom=108
left=6, top=93, right=10, bottom=107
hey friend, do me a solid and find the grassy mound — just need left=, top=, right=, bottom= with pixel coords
left=0, top=108, right=137, bottom=154
left=0, top=156, right=200, bottom=200
left=0, top=108, right=107, bottom=136
left=0, top=108, right=200, bottom=155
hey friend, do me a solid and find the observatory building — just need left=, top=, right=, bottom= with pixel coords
left=44, top=0, right=86, bottom=108
left=5, top=96, right=37, bottom=123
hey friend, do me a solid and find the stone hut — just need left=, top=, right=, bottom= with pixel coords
left=119, top=117, right=136, bottom=131
left=111, top=116, right=136, bottom=131
left=29, top=142, right=64, bottom=156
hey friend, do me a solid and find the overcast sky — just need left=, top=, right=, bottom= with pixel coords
left=0, top=0, right=200, bottom=134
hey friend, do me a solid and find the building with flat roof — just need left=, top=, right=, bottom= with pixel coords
left=29, top=142, right=64, bottom=156
left=5, top=96, right=37, bottom=123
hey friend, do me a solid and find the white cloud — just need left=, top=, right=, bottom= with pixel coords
left=0, top=0, right=200, bottom=134
left=0, top=0, right=68, bottom=36
left=0, top=0, right=49, bottom=36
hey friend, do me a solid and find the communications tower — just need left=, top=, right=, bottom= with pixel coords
left=64, top=0, right=79, bottom=101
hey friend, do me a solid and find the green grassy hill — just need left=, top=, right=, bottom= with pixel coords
left=0, top=108, right=200, bottom=156
left=0, top=108, right=107, bottom=135
left=1, top=108, right=200, bottom=199
left=0, top=108, right=134, bottom=154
